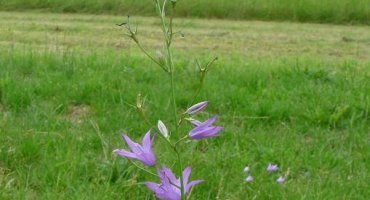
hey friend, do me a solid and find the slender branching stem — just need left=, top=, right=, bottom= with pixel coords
left=128, top=159, right=158, bottom=177
left=136, top=42, right=168, bottom=72
left=175, top=135, right=189, bottom=147
left=190, top=57, right=218, bottom=105
left=154, top=1, right=185, bottom=199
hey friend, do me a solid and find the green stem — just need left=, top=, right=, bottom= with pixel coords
left=175, top=148, right=185, bottom=200
left=136, top=41, right=168, bottom=72
left=155, top=1, right=185, bottom=199
left=175, top=135, right=189, bottom=147
left=128, top=160, right=158, bottom=177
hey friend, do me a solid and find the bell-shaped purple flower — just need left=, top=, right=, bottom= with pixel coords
left=244, top=175, right=253, bottom=183
left=188, top=116, right=223, bottom=140
left=277, top=175, right=285, bottom=184
left=267, top=163, right=279, bottom=172
left=113, top=130, right=156, bottom=166
left=185, top=101, right=208, bottom=115
left=145, top=166, right=203, bottom=200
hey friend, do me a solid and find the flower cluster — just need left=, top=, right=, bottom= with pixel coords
left=243, top=165, right=253, bottom=183
left=113, top=101, right=223, bottom=199
left=186, top=101, right=223, bottom=140
left=145, top=167, right=203, bottom=200
left=243, top=163, right=287, bottom=184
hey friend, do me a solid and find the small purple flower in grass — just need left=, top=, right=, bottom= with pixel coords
left=245, top=175, right=253, bottom=183
left=267, top=163, right=279, bottom=172
left=277, top=176, right=285, bottom=184
left=188, top=116, right=223, bottom=140
left=145, top=166, right=203, bottom=200
left=113, top=130, right=156, bottom=166
left=186, top=101, right=208, bottom=115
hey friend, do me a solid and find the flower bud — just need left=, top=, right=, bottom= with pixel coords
left=186, top=101, right=208, bottom=115
left=157, top=120, right=169, bottom=138
left=243, top=166, right=250, bottom=173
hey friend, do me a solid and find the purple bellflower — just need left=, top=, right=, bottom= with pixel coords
left=189, top=116, right=223, bottom=140
left=267, top=163, right=279, bottom=172
left=277, top=176, right=286, bottom=184
left=113, top=130, right=156, bottom=166
left=145, top=166, right=203, bottom=200
left=245, top=175, right=253, bottom=183
left=185, top=101, right=208, bottom=115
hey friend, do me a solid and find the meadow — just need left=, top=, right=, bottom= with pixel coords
left=0, top=0, right=370, bottom=24
left=0, top=11, right=370, bottom=199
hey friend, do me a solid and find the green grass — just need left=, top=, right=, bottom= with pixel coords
left=1, top=11, right=370, bottom=199
left=0, top=0, right=369, bottom=24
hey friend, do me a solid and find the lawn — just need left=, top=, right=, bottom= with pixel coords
left=0, top=11, right=370, bottom=199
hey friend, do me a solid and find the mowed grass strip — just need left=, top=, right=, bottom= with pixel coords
left=0, top=12, right=369, bottom=61
left=0, top=0, right=369, bottom=24
left=0, top=12, right=370, bottom=199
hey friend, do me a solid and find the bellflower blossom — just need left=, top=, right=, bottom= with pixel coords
left=277, top=176, right=286, bottom=184
left=185, top=101, right=208, bottom=115
left=145, top=166, right=203, bottom=200
left=113, top=130, right=156, bottom=166
left=245, top=175, right=253, bottom=183
left=188, top=116, right=223, bottom=140
left=267, top=163, right=279, bottom=172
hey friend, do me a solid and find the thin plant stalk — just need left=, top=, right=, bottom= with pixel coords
left=154, top=0, right=185, bottom=199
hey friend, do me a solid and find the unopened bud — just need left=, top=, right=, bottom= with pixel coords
left=157, top=120, right=169, bottom=138
left=185, top=101, right=208, bottom=115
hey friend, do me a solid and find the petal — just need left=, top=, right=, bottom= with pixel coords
left=142, top=130, right=152, bottom=151
left=186, top=101, right=208, bottom=115
left=161, top=167, right=179, bottom=186
left=156, top=185, right=181, bottom=200
left=199, top=126, right=223, bottom=138
left=189, top=125, right=213, bottom=137
left=185, top=180, right=204, bottom=193
left=144, top=182, right=160, bottom=193
left=122, top=134, right=140, bottom=153
left=189, top=126, right=223, bottom=140
left=113, top=149, right=138, bottom=159
left=200, top=115, right=218, bottom=127
left=140, top=152, right=156, bottom=166
left=182, top=166, right=191, bottom=186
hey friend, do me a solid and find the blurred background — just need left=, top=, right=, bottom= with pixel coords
left=0, top=0, right=369, bottom=24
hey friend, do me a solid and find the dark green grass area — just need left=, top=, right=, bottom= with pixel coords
left=1, top=48, right=369, bottom=199
left=0, top=0, right=369, bottom=24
